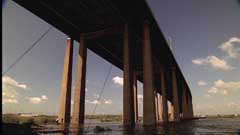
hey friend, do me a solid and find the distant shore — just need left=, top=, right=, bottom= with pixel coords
left=3, top=113, right=240, bottom=125
left=3, top=113, right=240, bottom=134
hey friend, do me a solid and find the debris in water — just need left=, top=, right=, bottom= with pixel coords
left=94, top=126, right=112, bottom=132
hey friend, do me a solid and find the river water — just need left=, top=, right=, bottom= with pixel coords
left=41, top=118, right=240, bottom=135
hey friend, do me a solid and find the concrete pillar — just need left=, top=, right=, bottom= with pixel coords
left=185, top=91, right=190, bottom=119
left=188, top=92, right=194, bottom=118
left=181, top=85, right=188, bottom=119
left=160, top=68, right=168, bottom=122
left=169, top=102, right=174, bottom=121
left=157, top=93, right=162, bottom=122
left=155, top=91, right=159, bottom=122
left=171, top=67, right=180, bottom=122
left=58, top=38, right=73, bottom=124
left=143, top=21, right=156, bottom=126
left=123, top=23, right=135, bottom=126
left=133, top=72, right=138, bottom=123
left=72, top=34, right=87, bottom=126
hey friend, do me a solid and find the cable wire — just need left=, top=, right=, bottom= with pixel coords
left=2, top=26, right=52, bottom=76
left=86, top=64, right=113, bottom=130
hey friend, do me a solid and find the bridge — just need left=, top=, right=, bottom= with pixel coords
left=13, top=0, right=194, bottom=126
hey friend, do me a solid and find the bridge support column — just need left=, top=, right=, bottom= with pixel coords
left=72, top=34, right=87, bottom=126
left=133, top=72, right=138, bottom=123
left=171, top=67, right=180, bottom=122
left=58, top=38, right=73, bottom=124
left=157, top=93, right=162, bottom=123
left=169, top=102, right=174, bottom=121
left=182, top=85, right=188, bottom=119
left=155, top=91, right=159, bottom=122
left=123, top=23, right=135, bottom=126
left=160, top=68, right=168, bottom=122
left=143, top=21, right=156, bottom=126
left=188, top=92, right=194, bottom=118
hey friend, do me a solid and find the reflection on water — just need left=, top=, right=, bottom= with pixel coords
left=40, top=118, right=240, bottom=135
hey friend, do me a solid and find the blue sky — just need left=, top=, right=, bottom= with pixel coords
left=2, top=0, right=240, bottom=116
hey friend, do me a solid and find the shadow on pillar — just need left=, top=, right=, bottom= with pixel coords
left=72, top=34, right=87, bottom=126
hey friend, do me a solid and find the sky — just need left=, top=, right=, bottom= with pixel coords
left=2, top=0, right=240, bottom=116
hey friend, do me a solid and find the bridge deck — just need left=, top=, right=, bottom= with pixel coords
left=13, top=0, right=192, bottom=100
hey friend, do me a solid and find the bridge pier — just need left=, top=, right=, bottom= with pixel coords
left=171, top=67, right=180, bottom=122
left=123, top=23, right=135, bottom=126
left=58, top=38, right=73, bottom=124
left=72, top=34, right=87, bottom=126
left=169, top=101, right=174, bottom=121
left=157, top=93, right=162, bottom=123
left=155, top=91, right=159, bottom=122
left=181, top=84, right=188, bottom=119
left=57, top=23, right=192, bottom=127
left=133, top=71, right=138, bottom=123
left=143, top=21, right=156, bottom=126
left=160, top=68, right=168, bottom=122
left=188, top=92, right=194, bottom=118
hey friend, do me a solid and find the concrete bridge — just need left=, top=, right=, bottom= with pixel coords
left=13, top=0, right=193, bottom=126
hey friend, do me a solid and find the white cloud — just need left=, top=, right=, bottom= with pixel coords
left=41, top=95, right=48, bottom=100
left=204, top=94, right=211, bottom=98
left=29, top=95, right=48, bottom=104
left=220, top=90, right=228, bottom=95
left=86, top=100, right=101, bottom=104
left=198, top=80, right=207, bottom=86
left=86, top=98, right=112, bottom=105
left=214, top=80, right=240, bottom=90
left=29, top=97, right=42, bottom=104
left=137, top=94, right=143, bottom=104
left=103, top=99, right=112, bottom=104
left=112, top=76, right=123, bottom=86
left=27, top=95, right=48, bottom=104
left=227, top=102, right=239, bottom=108
left=93, top=94, right=100, bottom=99
left=219, top=37, right=240, bottom=58
left=207, top=80, right=240, bottom=96
left=2, top=80, right=20, bottom=104
left=2, top=86, right=18, bottom=98
left=2, top=76, right=28, bottom=89
left=137, top=94, right=143, bottom=99
left=192, top=55, right=234, bottom=70
left=3, top=98, right=18, bottom=104
left=207, top=87, right=218, bottom=94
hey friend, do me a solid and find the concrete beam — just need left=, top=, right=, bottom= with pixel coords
left=123, top=23, right=135, bottom=126
left=143, top=21, right=156, bottom=126
left=72, top=34, right=87, bottom=126
left=85, top=25, right=123, bottom=40
left=58, top=38, right=73, bottom=124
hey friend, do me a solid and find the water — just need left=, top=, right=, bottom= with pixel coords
left=40, top=118, right=240, bottom=135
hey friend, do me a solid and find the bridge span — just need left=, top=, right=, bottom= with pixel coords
left=13, top=0, right=194, bottom=126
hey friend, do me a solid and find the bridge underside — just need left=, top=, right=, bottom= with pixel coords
left=13, top=0, right=194, bottom=126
